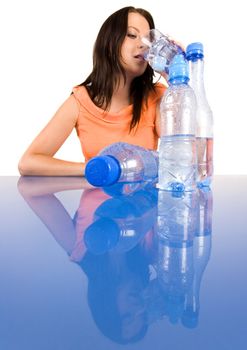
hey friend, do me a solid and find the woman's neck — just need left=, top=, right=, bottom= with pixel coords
left=108, top=77, right=132, bottom=113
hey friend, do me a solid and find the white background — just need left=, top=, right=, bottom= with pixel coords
left=0, top=0, right=246, bottom=175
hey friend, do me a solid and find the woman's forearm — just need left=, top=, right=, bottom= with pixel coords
left=18, top=154, right=86, bottom=177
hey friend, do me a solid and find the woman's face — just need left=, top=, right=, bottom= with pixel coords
left=120, top=12, right=150, bottom=80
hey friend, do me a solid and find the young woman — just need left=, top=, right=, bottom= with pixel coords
left=18, top=6, right=166, bottom=176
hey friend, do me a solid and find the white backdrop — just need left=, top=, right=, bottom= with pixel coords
left=0, top=0, right=246, bottom=175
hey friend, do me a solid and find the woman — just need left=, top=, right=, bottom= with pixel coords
left=18, top=6, right=166, bottom=176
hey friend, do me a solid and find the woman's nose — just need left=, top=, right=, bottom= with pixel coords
left=137, top=37, right=145, bottom=49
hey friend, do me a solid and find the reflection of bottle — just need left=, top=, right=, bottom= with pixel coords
left=141, top=28, right=184, bottom=73
left=157, top=190, right=198, bottom=242
left=156, top=190, right=198, bottom=324
left=186, top=43, right=213, bottom=188
left=84, top=187, right=158, bottom=254
left=85, top=142, right=158, bottom=187
left=182, top=187, right=213, bottom=328
left=158, top=54, right=197, bottom=192
left=102, top=180, right=156, bottom=197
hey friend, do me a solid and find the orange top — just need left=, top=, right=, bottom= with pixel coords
left=72, top=83, right=166, bottom=161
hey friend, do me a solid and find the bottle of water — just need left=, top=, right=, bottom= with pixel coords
left=158, top=54, right=197, bottom=192
left=85, top=142, right=158, bottom=187
left=186, top=43, right=213, bottom=187
left=141, top=28, right=184, bottom=73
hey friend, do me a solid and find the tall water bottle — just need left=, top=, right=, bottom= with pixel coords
left=186, top=43, right=213, bottom=187
left=85, top=142, right=158, bottom=187
left=141, top=29, right=184, bottom=74
left=158, top=54, right=197, bottom=192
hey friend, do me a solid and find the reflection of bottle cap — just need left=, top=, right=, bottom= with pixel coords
left=168, top=54, right=189, bottom=84
left=181, top=309, right=199, bottom=328
left=186, top=42, right=204, bottom=60
left=85, top=155, right=121, bottom=187
left=84, top=218, right=120, bottom=254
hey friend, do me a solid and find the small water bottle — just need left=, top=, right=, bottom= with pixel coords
left=141, top=28, right=184, bottom=73
left=85, top=142, right=158, bottom=187
left=186, top=43, right=213, bottom=187
left=158, top=54, right=197, bottom=192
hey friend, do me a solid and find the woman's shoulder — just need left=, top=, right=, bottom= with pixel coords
left=72, top=85, right=88, bottom=102
left=153, top=82, right=167, bottom=97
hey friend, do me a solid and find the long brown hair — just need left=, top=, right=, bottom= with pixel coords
left=80, top=6, right=156, bottom=131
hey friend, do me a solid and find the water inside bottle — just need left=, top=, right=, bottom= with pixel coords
left=196, top=137, right=213, bottom=187
left=158, top=135, right=197, bottom=191
left=141, top=29, right=183, bottom=73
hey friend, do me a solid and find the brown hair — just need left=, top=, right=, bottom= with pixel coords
left=80, top=6, right=155, bottom=131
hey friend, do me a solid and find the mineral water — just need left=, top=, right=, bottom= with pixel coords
left=186, top=43, right=213, bottom=187
left=196, top=137, right=213, bottom=187
left=159, top=135, right=197, bottom=192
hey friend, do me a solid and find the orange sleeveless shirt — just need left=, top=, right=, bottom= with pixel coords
left=72, top=83, right=166, bottom=161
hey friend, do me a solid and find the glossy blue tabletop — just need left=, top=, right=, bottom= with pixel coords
left=0, top=176, right=246, bottom=350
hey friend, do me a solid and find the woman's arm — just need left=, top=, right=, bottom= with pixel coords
left=18, top=94, right=85, bottom=176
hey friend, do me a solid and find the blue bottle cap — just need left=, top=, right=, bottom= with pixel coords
left=85, top=155, right=121, bottom=187
left=186, top=42, right=204, bottom=60
left=168, top=54, right=189, bottom=84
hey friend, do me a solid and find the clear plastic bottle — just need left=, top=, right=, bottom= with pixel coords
left=186, top=43, right=213, bottom=187
left=158, top=54, right=197, bottom=192
left=85, top=142, right=158, bottom=187
left=141, top=29, right=184, bottom=73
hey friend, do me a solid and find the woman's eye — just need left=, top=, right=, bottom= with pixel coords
left=127, top=33, right=137, bottom=39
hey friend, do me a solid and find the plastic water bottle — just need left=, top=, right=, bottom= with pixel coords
left=186, top=43, right=213, bottom=187
left=85, top=142, right=158, bottom=187
left=158, top=54, right=197, bottom=192
left=141, top=28, right=184, bottom=73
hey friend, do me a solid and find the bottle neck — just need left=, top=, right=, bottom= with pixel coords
left=189, top=59, right=206, bottom=93
left=169, top=76, right=189, bottom=85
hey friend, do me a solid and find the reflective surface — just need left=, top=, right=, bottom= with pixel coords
left=0, top=176, right=247, bottom=350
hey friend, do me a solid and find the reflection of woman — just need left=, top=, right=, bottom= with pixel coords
left=80, top=245, right=150, bottom=344
left=17, top=176, right=156, bottom=344
left=17, top=176, right=109, bottom=261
